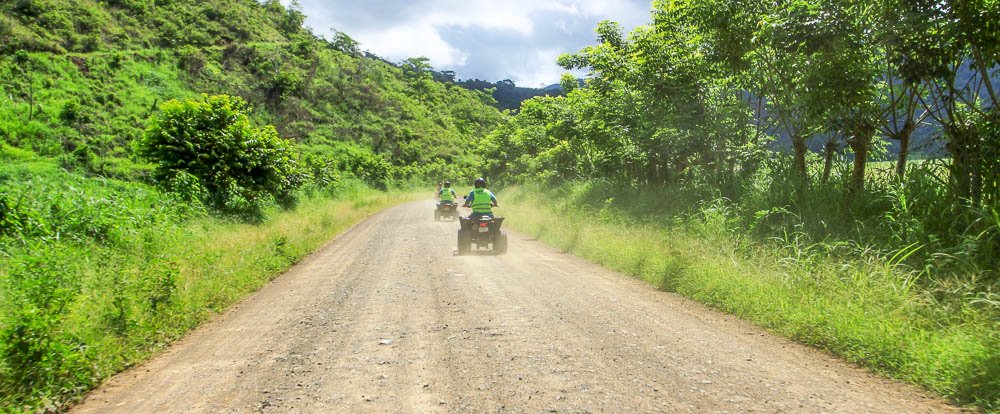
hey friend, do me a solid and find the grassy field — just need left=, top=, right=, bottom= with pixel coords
left=0, top=157, right=423, bottom=411
left=498, top=183, right=998, bottom=412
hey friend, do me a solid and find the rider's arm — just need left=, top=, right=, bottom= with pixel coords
left=463, top=191, right=474, bottom=206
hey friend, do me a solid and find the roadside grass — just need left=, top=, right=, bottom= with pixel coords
left=500, top=183, right=998, bottom=412
left=0, top=157, right=421, bottom=411
left=866, top=158, right=949, bottom=179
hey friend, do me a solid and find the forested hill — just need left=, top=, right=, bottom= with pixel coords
left=0, top=0, right=504, bottom=185
left=451, top=78, right=563, bottom=110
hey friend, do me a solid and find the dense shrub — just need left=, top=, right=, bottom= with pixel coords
left=140, top=94, right=304, bottom=221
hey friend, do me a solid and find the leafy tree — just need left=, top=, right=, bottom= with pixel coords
left=801, top=1, right=882, bottom=193
left=886, top=0, right=1000, bottom=204
left=330, top=30, right=360, bottom=56
left=876, top=37, right=931, bottom=179
left=559, top=73, right=579, bottom=93
left=401, top=56, right=432, bottom=80
left=749, top=1, right=827, bottom=180
left=12, top=50, right=37, bottom=121
left=140, top=94, right=304, bottom=220
left=558, top=21, right=652, bottom=182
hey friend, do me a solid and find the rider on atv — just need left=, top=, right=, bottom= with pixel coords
left=463, top=177, right=498, bottom=218
left=439, top=180, right=457, bottom=203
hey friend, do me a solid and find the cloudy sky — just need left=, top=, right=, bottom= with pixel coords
left=289, top=0, right=653, bottom=88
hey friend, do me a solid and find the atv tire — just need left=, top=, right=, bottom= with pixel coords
left=494, top=231, right=508, bottom=255
left=457, top=230, right=472, bottom=255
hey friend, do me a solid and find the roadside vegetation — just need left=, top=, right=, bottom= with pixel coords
left=483, top=0, right=998, bottom=410
left=0, top=151, right=421, bottom=410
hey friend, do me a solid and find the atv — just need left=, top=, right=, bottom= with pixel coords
left=435, top=200, right=459, bottom=221
left=457, top=215, right=508, bottom=255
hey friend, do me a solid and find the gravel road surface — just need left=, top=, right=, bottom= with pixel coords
left=72, top=200, right=959, bottom=413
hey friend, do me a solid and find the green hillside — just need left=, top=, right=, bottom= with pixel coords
left=0, top=1, right=503, bottom=410
left=1, top=0, right=503, bottom=183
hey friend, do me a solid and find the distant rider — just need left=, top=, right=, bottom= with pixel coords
left=463, top=177, right=498, bottom=219
left=439, top=180, right=457, bottom=204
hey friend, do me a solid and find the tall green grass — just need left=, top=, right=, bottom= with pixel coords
left=500, top=181, right=998, bottom=411
left=0, top=156, right=421, bottom=412
left=0, top=50, right=195, bottom=180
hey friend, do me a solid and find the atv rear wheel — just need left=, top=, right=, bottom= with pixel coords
left=457, top=230, right=472, bottom=255
left=494, top=231, right=508, bottom=255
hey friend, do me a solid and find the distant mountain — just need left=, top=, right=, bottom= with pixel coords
left=542, top=78, right=584, bottom=91
left=450, top=78, right=563, bottom=110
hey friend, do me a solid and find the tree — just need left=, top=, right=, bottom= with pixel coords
left=140, top=95, right=304, bottom=220
left=749, top=1, right=829, bottom=181
left=401, top=56, right=432, bottom=80
left=684, top=0, right=776, bottom=179
left=330, top=30, right=360, bottom=56
left=559, top=73, right=578, bottom=93
left=401, top=56, right=434, bottom=102
left=277, top=0, right=306, bottom=36
left=12, top=50, right=36, bottom=121
left=887, top=0, right=1000, bottom=204
left=803, top=1, right=881, bottom=193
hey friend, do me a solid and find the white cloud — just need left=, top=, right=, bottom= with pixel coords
left=357, top=24, right=468, bottom=67
left=295, top=0, right=652, bottom=86
left=509, top=49, right=575, bottom=88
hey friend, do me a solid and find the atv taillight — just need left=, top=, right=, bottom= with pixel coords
left=479, top=222, right=489, bottom=227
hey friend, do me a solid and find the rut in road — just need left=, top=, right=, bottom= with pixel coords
left=72, top=200, right=958, bottom=413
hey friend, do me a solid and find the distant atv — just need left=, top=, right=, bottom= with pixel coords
left=435, top=200, right=459, bottom=221
left=457, top=215, right=508, bottom=255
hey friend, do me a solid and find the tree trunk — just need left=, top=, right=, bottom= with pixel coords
left=821, top=140, right=836, bottom=183
left=27, top=81, right=34, bottom=121
left=848, top=125, right=874, bottom=194
left=850, top=142, right=867, bottom=193
left=791, top=134, right=807, bottom=180
left=946, top=124, right=975, bottom=204
left=971, top=139, right=982, bottom=206
left=984, top=113, right=999, bottom=205
left=894, top=120, right=914, bottom=179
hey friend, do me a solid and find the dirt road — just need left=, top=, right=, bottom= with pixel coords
left=72, top=200, right=958, bottom=413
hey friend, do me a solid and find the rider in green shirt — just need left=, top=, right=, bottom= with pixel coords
left=463, top=177, right=498, bottom=218
left=439, top=180, right=457, bottom=203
